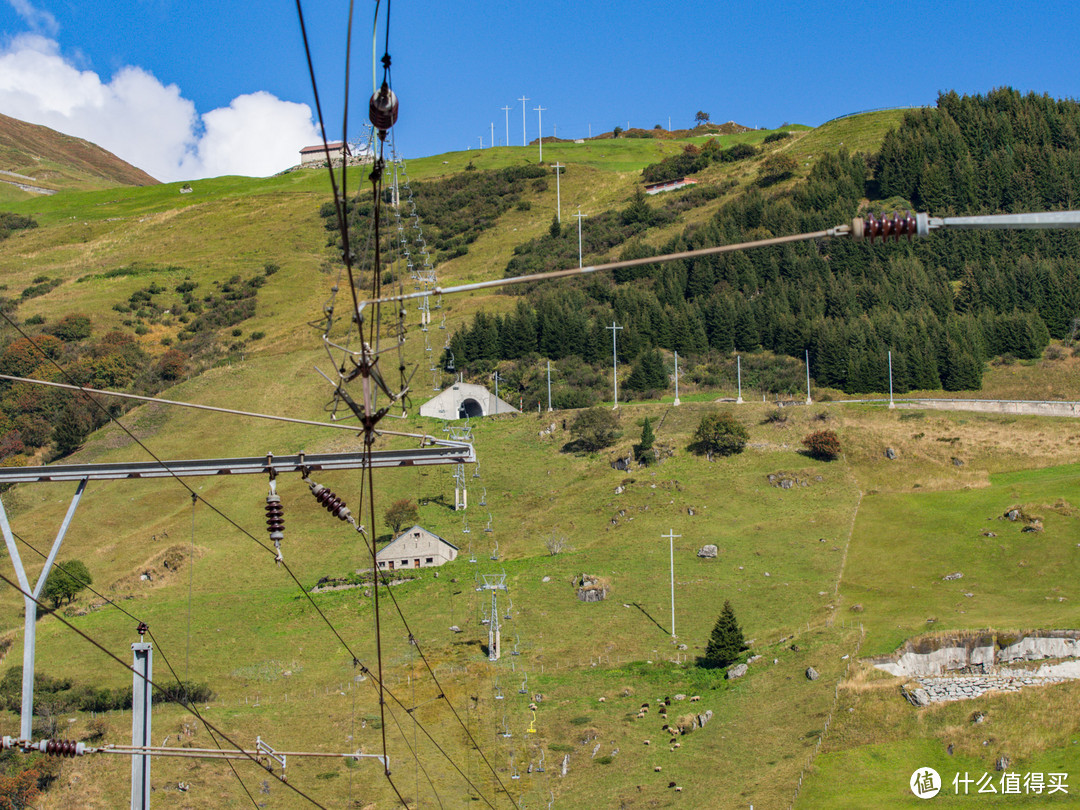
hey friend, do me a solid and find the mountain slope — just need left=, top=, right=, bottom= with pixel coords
left=2, top=107, right=1079, bottom=808
left=0, top=112, right=158, bottom=195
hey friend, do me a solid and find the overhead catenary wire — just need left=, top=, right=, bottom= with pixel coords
left=0, top=8, right=503, bottom=809
left=0, top=315, right=485, bottom=806
left=294, top=1, right=512, bottom=804
left=295, top=0, right=517, bottom=803
left=0, top=570, right=328, bottom=809
left=359, top=208, right=1080, bottom=306
left=0, top=374, right=373, bottom=433
left=0, top=373, right=466, bottom=446
left=0, top=330, right=506, bottom=808
left=8, top=531, right=261, bottom=806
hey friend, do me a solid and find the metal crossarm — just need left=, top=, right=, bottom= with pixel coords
left=0, top=446, right=475, bottom=484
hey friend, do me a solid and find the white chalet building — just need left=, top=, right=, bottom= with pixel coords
left=376, top=525, right=458, bottom=571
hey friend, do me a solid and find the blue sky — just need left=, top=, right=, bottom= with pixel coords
left=2, top=0, right=1080, bottom=181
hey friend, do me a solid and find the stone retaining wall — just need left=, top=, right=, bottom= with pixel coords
left=876, top=632, right=1080, bottom=704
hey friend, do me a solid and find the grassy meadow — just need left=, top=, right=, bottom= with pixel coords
left=2, top=113, right=1080, bottom=808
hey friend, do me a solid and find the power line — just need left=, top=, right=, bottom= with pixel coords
left=0, top=374, right=370, bottom=433
left=8, top=530, right=262, bottom=807
left=0, top=316, right=484, bottom=807
left=361, top=209, right=1080, bottom=306
left=0, top=570, right=329, bottom=809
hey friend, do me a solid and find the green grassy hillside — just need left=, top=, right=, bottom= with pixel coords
left=2, top=112, right=1080, bottom=808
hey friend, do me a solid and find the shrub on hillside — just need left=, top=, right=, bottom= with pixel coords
left=692, top=411, right=749, bottom=458
left=47, top=313, right=92, bottom=341
left=157, top=349, right=188, bottom=381
left=41, top=560, right=92, bottom=608
left=757, top=154, right=798, bottom=186
left=569, top=407, right=621, bottom=452
left=802, top=429, right=841, bottom=461
left=384, top=499, right=419, bottom=534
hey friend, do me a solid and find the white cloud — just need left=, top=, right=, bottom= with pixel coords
left=187, top=92, right=323, bottom=180
left=6, top=0, right=58, bottom=36
left=0, top=34, right=321, bottom=182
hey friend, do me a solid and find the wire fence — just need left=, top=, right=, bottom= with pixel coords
left=788, top=621, right=865, bottom=809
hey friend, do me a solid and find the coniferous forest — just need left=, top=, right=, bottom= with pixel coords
left=440, top=90, right=1080, bottom=400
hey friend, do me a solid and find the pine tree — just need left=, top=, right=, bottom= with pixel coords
left=634, top=417, right=655, bottom=466
left=702, top=600, right=745, bottom=669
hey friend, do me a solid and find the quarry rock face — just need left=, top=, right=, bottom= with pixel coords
left=875, top=631, right=1080, bottom=703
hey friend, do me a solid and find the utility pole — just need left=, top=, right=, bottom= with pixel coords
left=131, top=625, right=152, bottom=810
left=573, top=207, right=587, bottom=268
left=673, top=351, right=680, bottom=406
left=805, top=349, right=812, bottom=405
left=519, top=95, right=529, bottom=147
left=607, top=321, right=622, bottom=409
left=501, top=105, right=511, bottom=147
left=736, top=354, right=744, bottom=403
left=888, top=350, right=895, bottom=409
left=490, top=122, right=494, bottom=150
left=662, top=530, right=680, bottom=639
left=492, top=371, right=504, bottom=415
left=534, top=105, right=546, bottom=162
left=552, top=163, right=564, bottom=223
left=478, top=136, right=483, bottom=150
left=546, top=360, right=553, bottom=412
